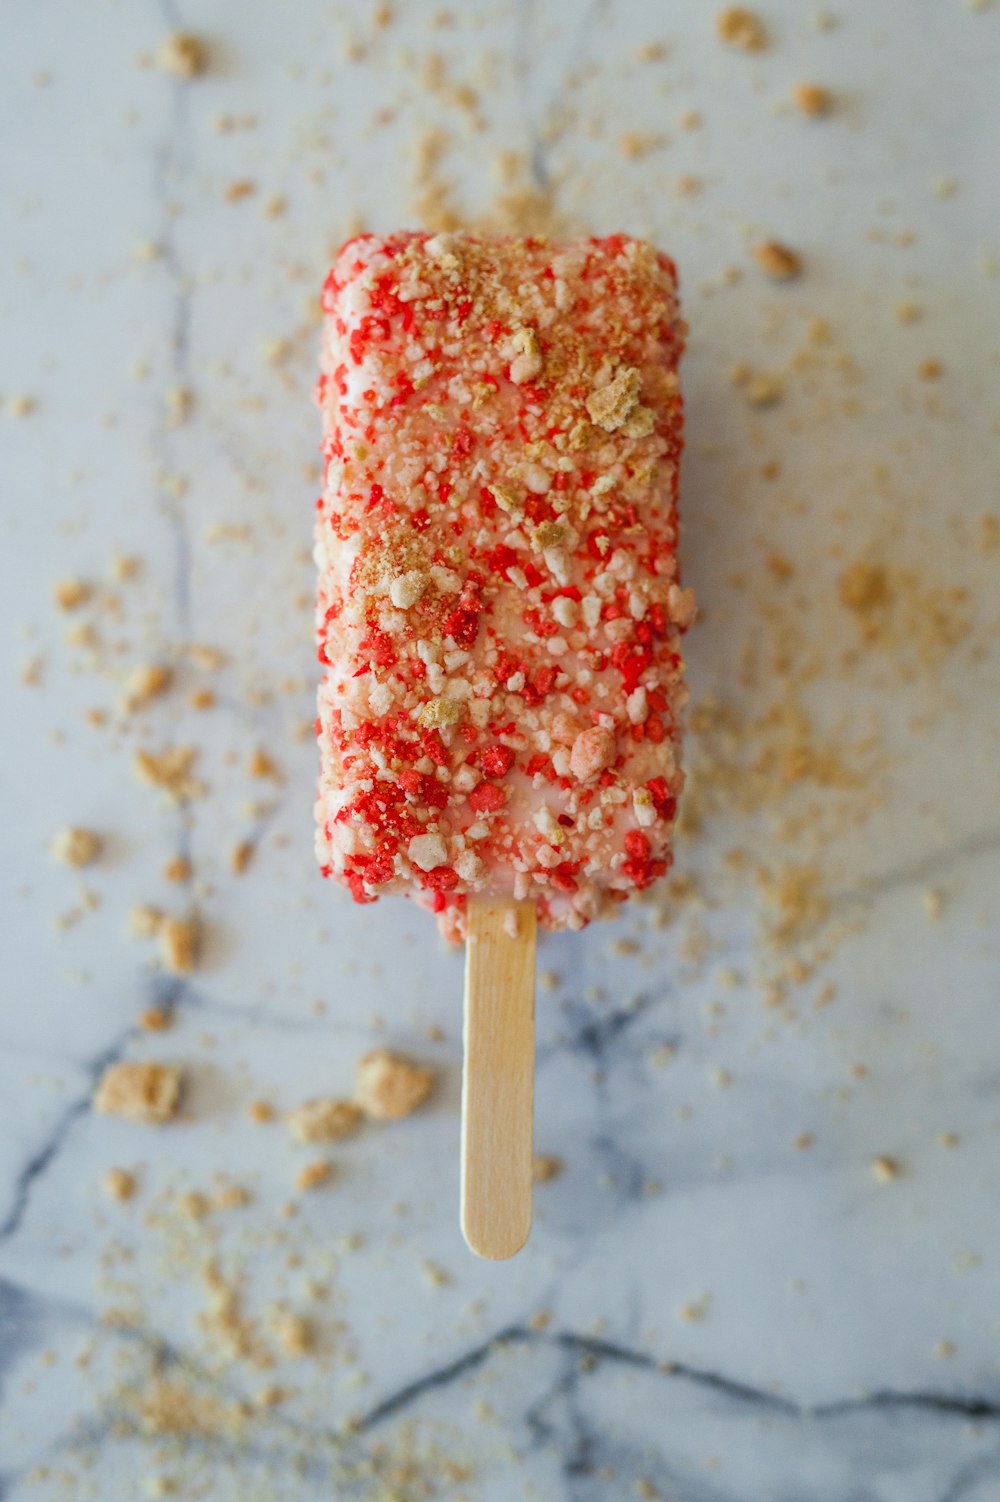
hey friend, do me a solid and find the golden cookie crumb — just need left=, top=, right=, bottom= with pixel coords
left=354, top=1048, right=435, bottom=1120
left=745, top=372, right=784, bottom=407
left=792, top=82, right=832, bottom=117
left=139, top=1005, right=173, bottom=1032
left=225, top=179, right=256, bottom=203
left=157, top=31, right=208, bottom=78
left=8, top=394, right=37, bottom=418
left=917, top=357, right=943, bottom=381
left=123, top=662, right=172, bottom=709
left=752, top=240, right=802, bottom=280
left=94, top=1061, right=182, bottom=1125
left=53, top=577, right=91, bottom=611
left=103, top=1167, right=137, bottom=1201
left=129, top=903, right=164, bottom=939
left=248, top=1099, right=275, bottom=1124
left=51, top=826, right=102, bottom=868
left=870, top=1154, right=901, bottom=1182
left=286, top=1098, right=363, bottom=1144
left=274, top=1312, right=313, bottom=1356
left=190, top=688, right=216, bottom=710
left=528, top=1309, right=553, bottom=1331
left=133, top=746, right=202, bottom=801
left=532, top=1153, right=563, bottom=1182
left=163, top=856, right=191, bottom=883
left=716, top=7, right=767, bottom=50
left=294, top=1160, right=333, bottom=1192
left=160, top=916, right=199, bottom=975
left=248, top=747, right=282, bottom=781
left=214, top=1183, right=251, bottom=1210
left=230, top=840, right=254, bottom=874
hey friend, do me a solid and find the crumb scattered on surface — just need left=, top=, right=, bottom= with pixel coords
left=136, top=1009, right=172, bottom=1040
left=103, top=1167, right=137, bottom=1201
left=51, top=826, right=102, bottom=868
left=870, top=1154, right=902, bottom=1182
left=53, top=577, right=91, bottom=611
left=354, top=1048, right=435, bottom=1120
left=163, top=856, right=191, bottom=883
left=716, top=7, right=767, bottom=50
left=129, top=903, right=164, bottom=939
left=133, top=746, right=202, bottom=801
left=160, top=915, right=199, bottom=975
left=294, top=1159, right=333, bottom=1192
left=123, top=662, right=172, bottom=710
left=230, top=840, right=254, bottom=874
left=286, top=1098, right=363, bottom=1144
left=793, top=82, right=832, bottom=117
left=158, top=32, right=208, bottom=78
left=752, top=241, right=802, bottom=280
left=532, top=1153, right=563, bottom=1182
left=94, top=1061, right=182, bottom=1125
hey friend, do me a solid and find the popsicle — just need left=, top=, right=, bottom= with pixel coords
left=315, top=231, right=692, bottom=1256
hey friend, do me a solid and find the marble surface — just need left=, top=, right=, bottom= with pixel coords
left=2, top=1, right=1000, bottom=1497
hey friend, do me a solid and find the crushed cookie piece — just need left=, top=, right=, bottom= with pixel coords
left=230, top=840, right=254, bottom=874
left=792, top=82, right=832, bottom=116
left=744, top=372, right=784, bottom=407
left=917, top=357, right=943, bottom=381
left=8, top=394, right=37, bottom=418
left=586, top=366, right=643, bottom=431
left=248, top=747, right=282, bottom=781
left=248, top=1099, right=274, bottom=1124
left=294, top=1160, right=333, bottom=1192
left=129, top=904, right=164, bottom=939
left=224, top=179, right=256, bottom=203
left=274, top=1311, right=313, bottom=1356
left=286, top=1098, right=363, bottom=1144
left=51, top=826, right=102, bottom=868
left=870, top=1154, right=901, bottom=1182
left=163, top=856, right=191, bottom=883
left=532, top=1153, right=563, bottom=1182
left=103, top=1167, right=137, bottom=1201
left=157, top=31, right=208, bottom=78
left=122, top=663, right=172, bottom=710
left=752, top=241, right=802, bottom=280
left=94, top=1061, right=182, bottom=1125
left=528, top=1308, right=553, bottom=1331
left=139, top=1006, right=173, bottom=1032
left=53, top=577, right=91, bottom=611
left=160, top=916, right=199, bottom=975
left=354, top=1048, right=435, bottom=1120
left=716, top=7, right=767, bottom=50
left=134, top=746, right=202, bottom=801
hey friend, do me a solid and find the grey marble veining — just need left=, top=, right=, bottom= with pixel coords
left=2, top=0, right=1000, bottom=1497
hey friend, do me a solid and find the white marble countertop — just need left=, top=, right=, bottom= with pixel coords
left=2, top=1, right=1000, bottom=1497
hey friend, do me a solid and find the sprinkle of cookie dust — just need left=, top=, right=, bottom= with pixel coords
left=133, top=745, right=203, bottom=801
left=870, top=1154, right=903, bottom=1183
left=159, top=914, right=200, bottom=974
left=51, top=825, right=102, bottom=868
left=286, top=1097, right=363, bottom=1144
left=94, top=1061, right=182, bottom=1125
left=752, top=241, right=803, bottom=281
left=532, top=1153, right=563, bottom=1183
left=716, top=7, right=767, bottom=50
left=102, top=1167, right=138, bottom=1202
left=157, top=31, right=208, bottom=79
left=294, top=1159, right=334, bottom=1192
left=793, top=82, right=833, bottom=117
left=354, top=1048, right=435, bottom=1120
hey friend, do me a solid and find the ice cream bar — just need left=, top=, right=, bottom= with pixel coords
left=315, top=232, right=692, bottom=939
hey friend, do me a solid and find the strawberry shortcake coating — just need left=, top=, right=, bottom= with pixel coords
left=315, top=231, right=693, bottom=938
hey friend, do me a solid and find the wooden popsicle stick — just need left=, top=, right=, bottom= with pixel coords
left=461, top=895, right=536, bottom=1260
